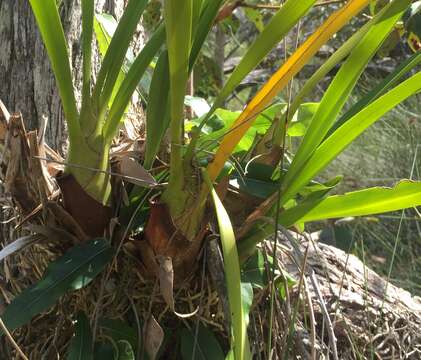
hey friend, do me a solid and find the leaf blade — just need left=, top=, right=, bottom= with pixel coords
left=203, top=171, right=250, bottom=360
left=282, top=0, right=411, bottom=193
left=292, top=180, right=421, bottom=223
left=0, top=239, right=113, bottom=333
left=29, top=0, right=80, bottom=142
left=280, top=70, right=421, bottom=205
left=207, top=0, right=371, bottom=181
left=67, top=312, right=94, bottom=360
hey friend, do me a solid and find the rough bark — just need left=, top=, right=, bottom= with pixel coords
left=0, top=0, right=140, bottom=150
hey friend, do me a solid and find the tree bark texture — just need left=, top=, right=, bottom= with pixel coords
left=271, top=231, right=421, bottom=359
left=0, top=0, right=141, bottom=150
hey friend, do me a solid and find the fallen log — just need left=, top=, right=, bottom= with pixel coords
left=267, top=230, right=421, bottom=359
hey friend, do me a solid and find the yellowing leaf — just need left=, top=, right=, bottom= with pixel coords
left=207, top=0, right=370, bottom=181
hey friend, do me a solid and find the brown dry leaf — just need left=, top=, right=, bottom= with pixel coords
left=0, top=234, right=45, bottom=262
left=143, top=315, right=164, bottom=360
left=26, top=224, right=80, bottom=245
left=157, top=255, right=175, bottom=310
left=0, top=99, right=10, bottom=142
left=119, top=156, right=157, bottom=187
left=157, top=255, right=199, bottom=318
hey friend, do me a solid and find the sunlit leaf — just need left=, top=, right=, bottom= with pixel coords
left=207, top=0, right=371, bottom=181
left=203, top=171, right=251, bottom=360
left=293, top=180, right=421, bottom=223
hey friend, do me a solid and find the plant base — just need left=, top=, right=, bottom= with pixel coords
left=57, top=173, right=112, bottom=238
left=139, top=198, right=208, bottom=283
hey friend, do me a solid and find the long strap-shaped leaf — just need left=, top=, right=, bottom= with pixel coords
left=144, top=50, right=170, bottom=169
left=279, top=70, right=421, bottom=206
left=103, top=25, right=165, bottom=142
left=161, top=0, right=193, bottom=215
left=282, top=0, right=411, bottom=191
left=29, top=0, right=80, bottom=143
left=203, top=171, right=250, bottom=360
left=93, top=0, right=148, bottom=113
left=0, top=239, right=113, bottom=333
left=190, top=0, right=226, bottom=69
left=81, top=0, right=94, bottom=104
left=67, top=312, right=94, bottom=360
left=206, top=0, right=370, bottom=182
left=282, top=180, right=421, bottom=225
left=185, top=0, right=316, bottom=163
left=328, top=51, right=421, bottom=135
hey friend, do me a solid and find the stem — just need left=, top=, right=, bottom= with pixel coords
left=67, top=136, right=112, bottom=205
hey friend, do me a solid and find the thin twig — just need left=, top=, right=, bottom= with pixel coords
left=126, top=290, right=142, bottom=360
left=241, top=0, right=346, bottom=11
left=309, top=270, right=339, bottom=360
left=192, top=246, right=208, bottom=360
left=303, top=277, right=317, bottom=360
left=0, top=317, right=29, bottom=360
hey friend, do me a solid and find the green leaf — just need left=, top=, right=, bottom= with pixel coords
left=276, top=272, right=296, bottom=300
left=94, top=341, right=116, bottom=360
left=115, top=341, right=135, bottom=360
left=279, top=177, right=343, bottom=227
left=29, top=0, right=80, bottom=143
left=197, top=104, right=282, bottom=155
left=294, top=180, right=421, bottom=223
left=287, top=103, right=319, bottom=137
left=189, top=0, right=225, bottom=69
left=241, top=250, right=271, bottom=289
left=67, top=312, right=94, bottom=360
left=209, top=0, right=316, bottom=115
left=185, top=0, right=316, bottom=163
left=203, top=171, right=251, bottom=360
left=161, top=0, right=193, bottom=213
left=103, top=25, right=165, bottom=142
left=81, top=0, right=94, bottom=104
left=244, top=8, right=264, bottom=32
left=93, top=0, right=149, bottom=111
left=98, top=319, right=138, bottom=352
left=329, top=51, right=421, bottom=135
left=144, top=50, right=170, bottom=169
left=180, top=324, right=225, bottom=360
left=0, top=239, right=113, bottom=333
left=93, top=14, right=128, bottom=107
left=283, top=0, right=412, bottom=196
left=280, top=70, right=421, bottom=205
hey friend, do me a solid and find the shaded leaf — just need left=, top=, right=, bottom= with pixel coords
left=67, top=312, right=93, bottom=360
left=116, top=340, right=135, bottom=360
left=0, top=238, right=113, bottom=333
left=98, top=319, right=138, bottom=351
left=241, top=250, right=271, bottom=289
left=180, top=323, right=225, bottom=360
left=144, top=50, right=170, bottom=169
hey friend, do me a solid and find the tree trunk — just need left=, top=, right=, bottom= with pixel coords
left=0, top=0, right=137, bottom=150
